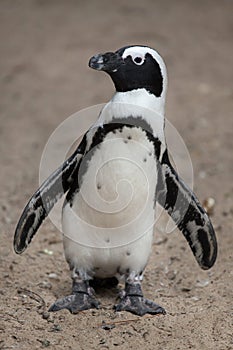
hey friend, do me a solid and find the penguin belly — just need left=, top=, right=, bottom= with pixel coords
left=62, top=127, right=158, bottom=279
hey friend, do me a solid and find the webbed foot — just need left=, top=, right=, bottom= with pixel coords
left=114, top=282, right=166, bottom=316
left=49, top=281, right=100, bottom=314
left=49, top=292, right=99, bottom=313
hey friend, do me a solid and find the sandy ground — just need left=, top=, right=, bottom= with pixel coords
left=0, top=1, right=233, bottom=349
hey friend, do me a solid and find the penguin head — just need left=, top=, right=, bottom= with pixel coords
left=89, top=45, right=167, bottom=98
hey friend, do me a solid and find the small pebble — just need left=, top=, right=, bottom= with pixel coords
left=42, top=249, right=53, bottom=256
left=49, top=324, right=62, bottom=332
left=166, top=271, right=176, bottom=280
left=48, top=273, right=59, bottom=280
left=42, top=312, right=50, bottom=320
left=196, top=279, right=210, bottom=288
left=143, top=331, right=150, bottom=341
left=203, top=197, right=215, bottom=215
left=190, top=296, right=200, bottom=302
left=38, top=339, right=50, bottom=347
left=39, top=281, right=52, bottom=289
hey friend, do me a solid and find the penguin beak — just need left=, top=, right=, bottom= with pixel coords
left=89, top=52, right=124, bottom=73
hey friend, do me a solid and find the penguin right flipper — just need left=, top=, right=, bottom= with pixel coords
left=14, top=137, right=86, bottom=254
left=156, top=150, right=217, bottom=270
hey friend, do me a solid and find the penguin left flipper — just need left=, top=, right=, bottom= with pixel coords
left=156, top=150, right=217, bottom=270
left=14, top=137, right=87, bottom=254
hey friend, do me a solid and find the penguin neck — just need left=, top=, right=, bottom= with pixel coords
left=97, top=88, right=166, bottom=146
left=110, top=88, right=166, bottom=116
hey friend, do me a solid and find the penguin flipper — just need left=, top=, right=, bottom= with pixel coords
left=14, top=142, right=85, bottom=254
left=156, top=150, right=217, bottom=270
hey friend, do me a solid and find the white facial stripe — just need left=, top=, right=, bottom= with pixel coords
left=126, top=52, right=146, bottom=65
left=122, top=46, right=160, bottom=62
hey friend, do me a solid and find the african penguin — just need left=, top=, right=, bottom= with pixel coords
left=14, top=45, right=217, bottom=316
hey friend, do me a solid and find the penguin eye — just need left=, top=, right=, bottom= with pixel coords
left=132, top=55, right=145, bottom=65
left=134, top=57, right=142, bottom=63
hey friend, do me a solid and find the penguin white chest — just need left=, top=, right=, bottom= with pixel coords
left=62, top=126, right=158, bottom=277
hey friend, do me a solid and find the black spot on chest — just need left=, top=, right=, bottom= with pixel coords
left=89, top=116, right=161, bottom=158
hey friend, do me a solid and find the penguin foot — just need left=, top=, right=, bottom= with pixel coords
left=49, top=280, right=100, bottom=314
left=115, top=295, right=166, bottom=316
left=49, top=292, right=100, bottom=314
left=114, top=282, right=166, bottom=316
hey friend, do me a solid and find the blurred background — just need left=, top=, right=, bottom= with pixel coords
left=0, top=1, right=232, bottom=349
left=1, top=0, right=232, bottom=195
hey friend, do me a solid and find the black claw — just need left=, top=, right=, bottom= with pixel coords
left=49, top=293, right=100, bottom=314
